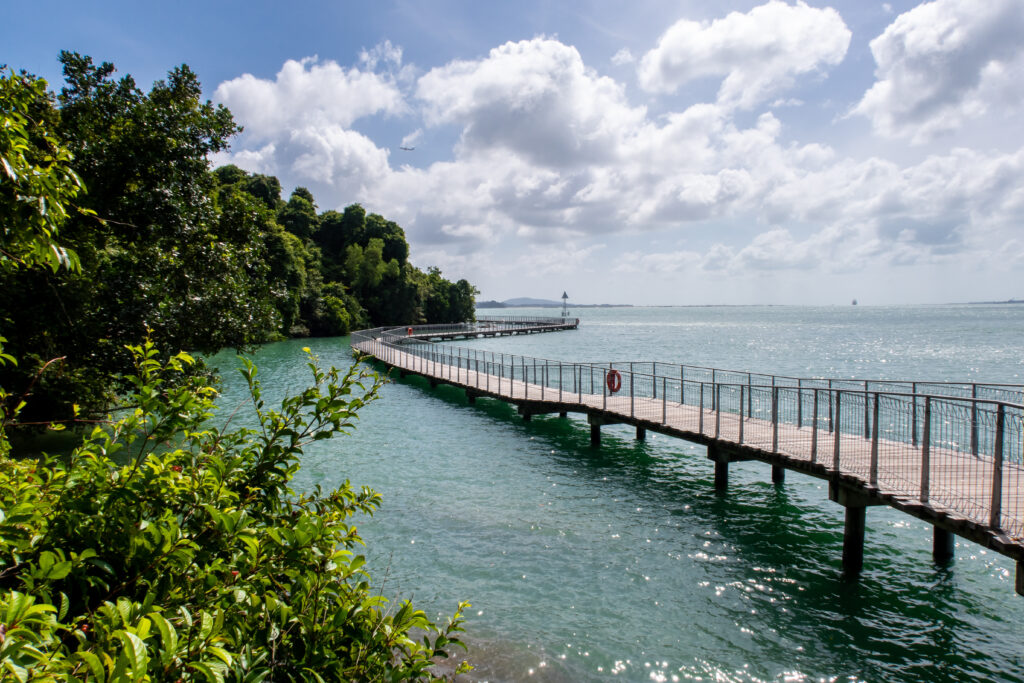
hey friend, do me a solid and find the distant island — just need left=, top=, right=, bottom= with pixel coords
left=477, top=297, right=632, bottom=309
left=968, top=298, right=1024, bottom=305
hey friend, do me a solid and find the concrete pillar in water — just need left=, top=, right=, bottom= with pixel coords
left=843, top=506, right=867, bottom=573
left=587, top=414, right=620, bottom=448
left=829, top=483, right=882, bottom=575
left=636, top=426, right=646, bottom=441
left=715, top=460, right=728, bottom=490
left=466, top=392, right=476, bottom=404
left=705, top=444, right=753, bottom=492
left=772, top=465, right=785, bottom=485
left=1017, top=561, right=1023, bottom=597
left=559, top=411, right=568, bottom=418
left=932, top=527, right=954, bottom=565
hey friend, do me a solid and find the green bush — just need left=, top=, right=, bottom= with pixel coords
left=0, top=341, right=470, bottom=681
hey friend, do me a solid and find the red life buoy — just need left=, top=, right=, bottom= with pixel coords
left=407, top=327, right=413, bottom=336
left=606, top=369, right=622, bottom=393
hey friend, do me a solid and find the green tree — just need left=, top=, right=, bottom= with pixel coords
left=364, top=212, right=409, bottom=266
left=278, top=190, right=319, bottom=241
left=0, top=54, right=279, bottom=420
left=242, top=173, right=282, bottom=211
left=316, top=203, right=365, bottom=268
left=0, top=69, right=84, bottom=272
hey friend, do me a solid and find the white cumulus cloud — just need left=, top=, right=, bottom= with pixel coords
left=213, top=54, right=406, bottom=196
left=415, top=37, right=646, bottom=167
left=853, top=0, right=1024, bottom=142
left=636, top=1, right=851, bottom=109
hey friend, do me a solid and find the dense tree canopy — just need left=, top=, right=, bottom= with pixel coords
left=0, top=55, right=478, bottom=421
left=0, top=69, right=83, bottom=273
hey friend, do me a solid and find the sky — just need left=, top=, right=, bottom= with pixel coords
left=5, top=0, right=1024, bottom=305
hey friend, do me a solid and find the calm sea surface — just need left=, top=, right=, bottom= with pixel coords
left=210, top=305, right=1024, bottom=682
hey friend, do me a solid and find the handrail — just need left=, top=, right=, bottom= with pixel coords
left=351, top=322, right=1024, bottom=543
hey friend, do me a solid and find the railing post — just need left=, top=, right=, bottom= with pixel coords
left=771, top=386, right=779, bottom=453
left=990, top=403, right=1005, bottom=529
left=715, top=384, right=721, bottom=438
left=912, top=382, right=919, bottom=446
left=738, top=385, right=745, bottom=445
left=662, top=377, right=667, bottom=424
left=681, top=366, right=685, bottom=406
left=747, top=375, right=753, bottom=417
left=811, top=388, right=819, bottom=463
left=523, top=357, right=527, bottom=399
left=797, top=379, right=803, bottom=428
left=920, top=396, right=931, bottom=503
left=832, top=391, right=842, bottom=471
left=603, top=369, right=608, bottom=410
left=630, top=370, right=635, bottom=418
left=970, top=384, right=979, bottom=456
left=578, top=365, right=583, bottom=403
left=558, top=363, right=562, bottom=402
left=699, top=382, right=705, bottom=434
left=828, top=379, right=834, bottom=434
left=870, top=392, right=880, bottom=487
left=712, top=369, right=718, bottom=410
left=863, top=383, right=870, bottom=439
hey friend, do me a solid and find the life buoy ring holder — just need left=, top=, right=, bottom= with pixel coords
left=606, top=369, right=622, bottom=393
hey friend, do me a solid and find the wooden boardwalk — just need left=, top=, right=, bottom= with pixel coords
left=352, top=319, right=1024, bottom=594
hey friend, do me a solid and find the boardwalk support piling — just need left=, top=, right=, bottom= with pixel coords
left=772, top=465, right=785, bottom=485
left=588, top=414, right=620, bottom=447
left=829, top=483, right=883, bottom=574
left=636, top=426, right=646, bottom=441
left=715, top=460, right=728, bottom=490
left=933, top=527, right=954, bottom=565
left=843, top=506, right=867, bottom=574
left=1018, top=562, right=1023, bottom=597
left=707, top=445, right=754, bottom=492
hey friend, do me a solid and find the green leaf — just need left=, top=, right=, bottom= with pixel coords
left=2, top=660, right=29, bottom=683
left=207, top=646, right=233, bottom=667
left=75, top=651, right=107, bottom=683
left=191, top=661, right=225, bottom=683
left=115, top=629, right=148, bottom=677
left=149, top=612, right=178, bottom=662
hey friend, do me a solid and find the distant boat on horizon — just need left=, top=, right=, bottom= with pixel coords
left=852, top=299, right=858, bottom=305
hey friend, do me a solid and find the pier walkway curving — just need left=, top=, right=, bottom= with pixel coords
left=351, top=318, right=1024, bottom=595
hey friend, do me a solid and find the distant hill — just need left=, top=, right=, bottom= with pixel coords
left=477, top=297, right=631, bottom=309
left=503, top=297, right=563, bottom=307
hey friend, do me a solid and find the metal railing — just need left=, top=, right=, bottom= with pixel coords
left=382, top=316, right=578, bottom=340
left=351, top=325, right=1024, bottom=542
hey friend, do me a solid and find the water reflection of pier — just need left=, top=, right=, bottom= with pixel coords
left=352, top=317, right=1024, bottom=596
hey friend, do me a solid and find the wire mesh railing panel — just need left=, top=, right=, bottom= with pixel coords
left=874, top=394, right=924, bottom=498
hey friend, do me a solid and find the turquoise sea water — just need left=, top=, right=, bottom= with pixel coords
left=211, top=305, right=1024, bottom=682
